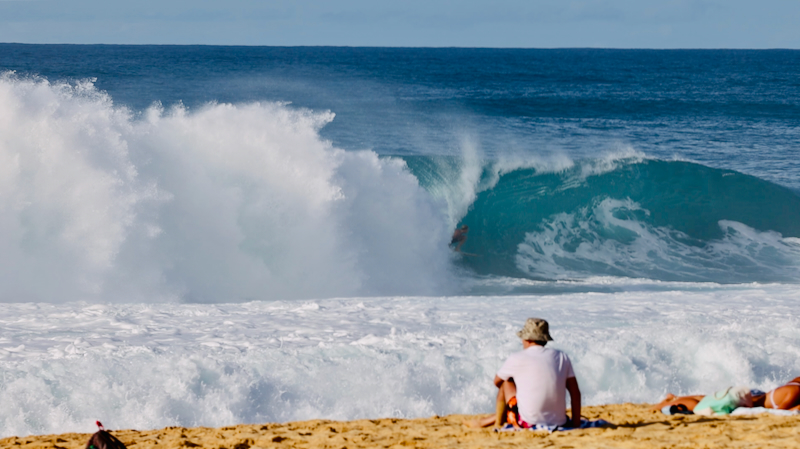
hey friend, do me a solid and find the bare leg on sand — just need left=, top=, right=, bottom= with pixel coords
left=651, top=393, right=705, bottom=412
left=464, top=379, right=517, bottom=428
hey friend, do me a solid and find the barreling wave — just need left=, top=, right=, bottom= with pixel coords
left=404, top=155, right=800, bottom=283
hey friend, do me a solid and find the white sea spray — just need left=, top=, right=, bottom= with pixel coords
left=0, top=73, right=455, bottom=303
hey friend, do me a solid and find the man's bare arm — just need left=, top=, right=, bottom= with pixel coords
left=566, top=376, right=581, bottom=428
left=494, top=375, right=504, bottom=388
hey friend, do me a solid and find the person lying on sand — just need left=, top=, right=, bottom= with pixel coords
left=466, top=318, right=581, bottom=429
left=653, top=376, right=800, bottom=413
left=654, top=387, right=752, bottom=416
left=752, top=376, right=800, bottom=411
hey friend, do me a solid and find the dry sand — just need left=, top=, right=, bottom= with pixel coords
left=3, top=403, right=799, bottom=449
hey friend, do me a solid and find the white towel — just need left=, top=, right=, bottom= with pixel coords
left=730, top=407, right=799, bottom=416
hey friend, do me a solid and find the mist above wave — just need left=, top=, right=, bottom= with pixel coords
left=0, top=73, right=455, bottom=303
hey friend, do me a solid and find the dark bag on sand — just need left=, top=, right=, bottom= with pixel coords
left=86, top=421, right=127, bottom=449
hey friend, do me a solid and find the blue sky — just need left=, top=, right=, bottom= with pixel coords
left=1, top=0, right=799, bottom=48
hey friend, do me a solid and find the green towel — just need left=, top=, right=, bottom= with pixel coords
left=694, top=386, right=751, bottom=416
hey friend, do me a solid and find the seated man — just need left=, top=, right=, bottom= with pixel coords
left=467, top=318, right=581, bottom=428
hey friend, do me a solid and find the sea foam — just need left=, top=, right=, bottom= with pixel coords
left=1, top=284, right=799, bottom=437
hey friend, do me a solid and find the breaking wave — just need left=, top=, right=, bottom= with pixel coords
left=0, top=73, right=454, bottom=303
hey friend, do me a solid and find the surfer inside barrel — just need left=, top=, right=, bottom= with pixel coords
left=450, top=225, right=469, bottom=251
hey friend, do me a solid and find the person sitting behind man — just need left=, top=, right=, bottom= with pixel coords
left=467, top=317, right=581, bottom=428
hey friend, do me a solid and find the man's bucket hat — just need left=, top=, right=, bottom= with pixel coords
left=516, top=317, right=554, bottom=342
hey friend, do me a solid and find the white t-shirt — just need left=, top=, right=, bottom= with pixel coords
left=496, top=345, right=576, bottom=427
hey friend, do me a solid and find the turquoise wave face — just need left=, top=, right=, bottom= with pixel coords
left=405, top=157, right=800, bottom=283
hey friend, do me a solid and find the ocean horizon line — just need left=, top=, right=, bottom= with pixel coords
left=3, top=42, right=800, bottom=51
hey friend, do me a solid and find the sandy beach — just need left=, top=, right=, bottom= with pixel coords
left=3, top=403, right=799, bottom=449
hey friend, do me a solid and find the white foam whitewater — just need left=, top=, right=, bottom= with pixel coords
left=0, top=73, right=455, bottom=303
left=2, top=284, right=799, bottom=437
